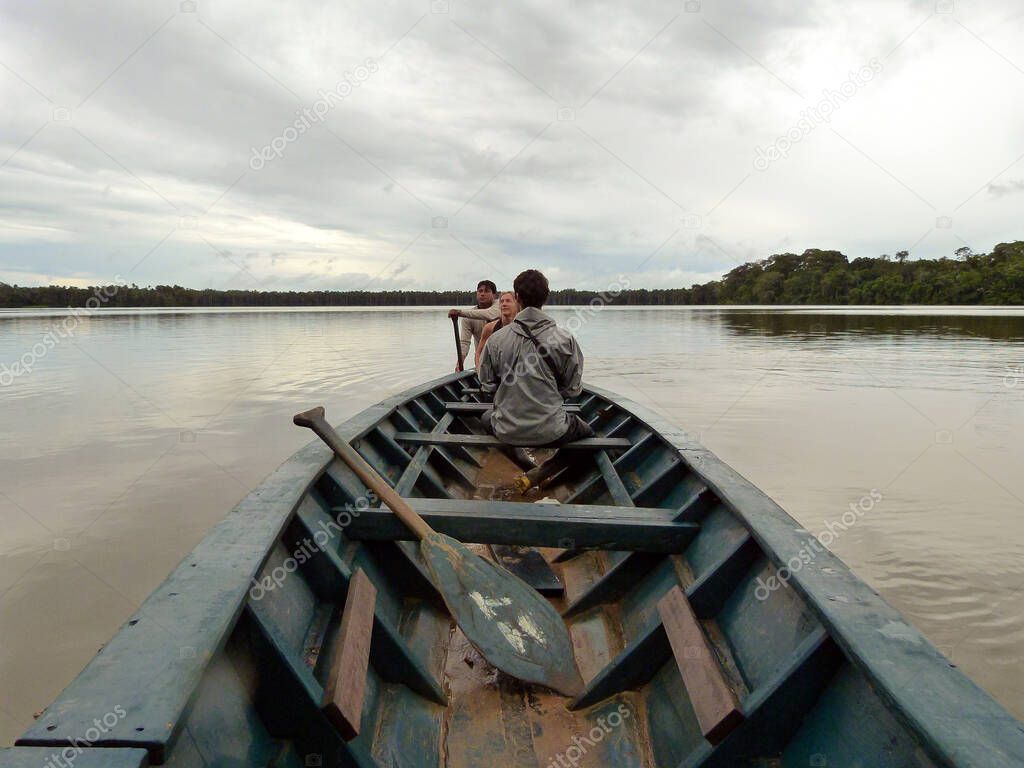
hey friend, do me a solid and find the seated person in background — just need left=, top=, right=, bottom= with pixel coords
left=478, top=269, right=594, bottom=446
left=474, top=291, right=520, bottom=370
left=448, top=280, right=500, bottom=370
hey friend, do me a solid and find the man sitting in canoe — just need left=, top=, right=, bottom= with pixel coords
left=448, top=280, right=500, bottom=371
left=478, top=269, right=594, bottom=446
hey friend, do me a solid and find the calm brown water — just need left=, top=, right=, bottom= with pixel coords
left=1, top=306, right=1023, bottom=740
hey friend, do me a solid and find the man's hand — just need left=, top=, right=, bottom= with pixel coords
left=455, top=362, right=464, bottom=372
left=448, top=309, right=461, bottom=319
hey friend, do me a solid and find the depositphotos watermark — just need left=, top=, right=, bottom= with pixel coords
left=561, top=275, right=631, bottom=335
left=1004, top=365, right=1023, bottom=388
left=754, top=58, right=883, bottom=171
left=249, top=58, right=380, bottom=170
left=1, top=280, right=123, bottom=387
left=754, top=489, right=882, bottom=600
left=494, top=275, right=630, bottom=390
left=544, top=703, right=632, bottom=768
left=247, top=491, right=378, bottom=600
left=41, top=705, right=128, bottom=768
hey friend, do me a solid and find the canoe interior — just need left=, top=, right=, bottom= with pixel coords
left=10, top=372, right=1024, bottom=768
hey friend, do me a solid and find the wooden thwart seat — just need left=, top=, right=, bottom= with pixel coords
left=346, top=500, right=699, bottom=552
left=658, top=585, right=745, bottom=746
left=321, top=568, right=377, bottom=741
left=391, top=432, right=630, bottom=450
left=443, top=401, right=581, bottom=414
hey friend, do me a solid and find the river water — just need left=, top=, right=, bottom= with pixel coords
left=1, top=306, right=1022, bottom=740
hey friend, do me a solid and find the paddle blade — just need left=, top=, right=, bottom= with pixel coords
left=420, top=531, right=583, bottom=697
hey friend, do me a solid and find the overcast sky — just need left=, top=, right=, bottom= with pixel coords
left=1, top=0, right=1023, bottom=292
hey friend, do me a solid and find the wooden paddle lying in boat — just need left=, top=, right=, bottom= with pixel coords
left=294, top=406, right=584, bottom=697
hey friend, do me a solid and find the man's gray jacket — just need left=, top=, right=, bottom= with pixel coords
left=478, top=306, right=584, bottom=445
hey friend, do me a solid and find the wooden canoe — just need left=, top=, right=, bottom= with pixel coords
left=7, top=371, right=1024, bottom=767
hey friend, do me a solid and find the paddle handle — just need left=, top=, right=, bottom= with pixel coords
left=294, top=407, right=433, bottom=541
left=451, top=315, right=464, bottom=371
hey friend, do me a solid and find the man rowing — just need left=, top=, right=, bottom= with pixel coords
left=448, top=280, right=500, bottom=371
left=478, top=269, right=594, bottom=447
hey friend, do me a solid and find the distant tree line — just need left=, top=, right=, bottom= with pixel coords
left=3, top=241, right=1024, bottom=307
left=703, top=241, right=1024, bottom=305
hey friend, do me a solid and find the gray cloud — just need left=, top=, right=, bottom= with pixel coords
left=2, top=0, right=1023, bottom=291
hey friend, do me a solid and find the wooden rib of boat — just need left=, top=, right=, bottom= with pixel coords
left=6, top=371, right=1024, bottom=767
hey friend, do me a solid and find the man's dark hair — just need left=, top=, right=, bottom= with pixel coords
left=477, top=280, right=497, bottom=294
left=513, top=269, right=549, bottom=308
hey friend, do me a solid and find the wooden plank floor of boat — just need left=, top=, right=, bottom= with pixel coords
left=436, top=448, right=653, bottom=767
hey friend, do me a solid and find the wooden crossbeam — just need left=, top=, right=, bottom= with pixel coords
left=322, top=569, right=377, bottom=741
left=390, top=414, right=456, bottom=600
left=245, top=602, right=378, bottom=767
left=368, top=427, right=412, bottom=465
left=439, top=383, right=466, bottom=402
left=569, top=532, right=759, bottom=710
left=562, top=488, right=719, bottom=615
left=602, top=413, right=634, bottom=437
left=407, top=398, right=439, bottom=428
left=562, top=553, right=661, bottom=617
left=379, top=421, right=475, bottom=493
left=394, top=404, right=483, bottom=468
left=659, top=586, right=744, bottom=745
left=391, top=433, right=630, bottom=450
left=398, top=498, right=679, bottom=520
left=677, top=629, right=840, bottom=767
left=630, top=459, right=685, bottom=506
left=291, top=500, right=447, bottom=705
left=425, top=390, right=448, bottom=411
left=444, top=401, right=581, bottom=414
left=554, top=429, right=649, bottom=513
left=389, top=406, right=421, bottom=435
left=612, top=432, right=656, bottom=471
left=595, top=450, right=634, bottom=507
left=561, top=420, right=640, bottom=509
left=554, top=448, right=634, bottom=562
left=345, top=502, right=698, bottom=552
left=394, top=413, right=454, bottom=496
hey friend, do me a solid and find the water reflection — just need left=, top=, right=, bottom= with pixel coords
left=716, top=307, right=1024, bottom=341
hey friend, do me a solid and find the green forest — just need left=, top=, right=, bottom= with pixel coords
left=3, top=241, right=1023, bottom=307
